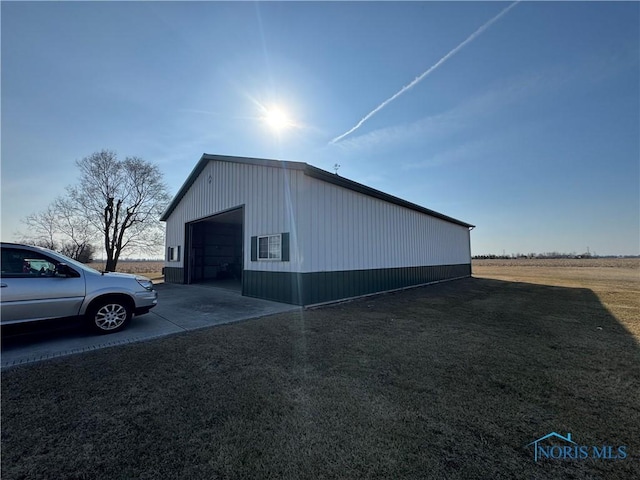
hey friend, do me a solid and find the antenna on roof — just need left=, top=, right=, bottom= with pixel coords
left=333, top=163, right=341, bottom=175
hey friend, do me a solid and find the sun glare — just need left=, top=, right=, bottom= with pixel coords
left=263, top=106, right=293, bottom=132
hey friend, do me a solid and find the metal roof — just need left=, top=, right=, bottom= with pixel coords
left=160, top=153, right=475, bottom=228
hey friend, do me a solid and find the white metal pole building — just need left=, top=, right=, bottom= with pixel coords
left=161, top=154, right=474, bottom=305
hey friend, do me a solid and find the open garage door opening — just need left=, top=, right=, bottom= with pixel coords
left=185, top=207, right=244, bottom=291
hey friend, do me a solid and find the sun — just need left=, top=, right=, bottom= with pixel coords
left=263, top=106, right=294, bottom=132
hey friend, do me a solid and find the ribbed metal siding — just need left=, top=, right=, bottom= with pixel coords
left=164, top=161, right=306, bottom=272
left=299, top=176, right=470, bottom=273
left=243, top=264, right=471, bottom=305
left=165, top=160, right=471, bottom=276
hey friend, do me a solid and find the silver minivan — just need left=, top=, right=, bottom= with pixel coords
left=0, top=243, right=158, bottom=334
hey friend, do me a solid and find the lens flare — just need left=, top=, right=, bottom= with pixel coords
left=263, top=106, right=293, bottom=131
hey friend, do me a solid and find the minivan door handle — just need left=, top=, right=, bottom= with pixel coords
left=0, top=283, right=7, bottom=288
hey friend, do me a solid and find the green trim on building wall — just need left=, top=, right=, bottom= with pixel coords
left=164, top=267, right=185, bottom=284
left=242, top=264, right=471, bottom=305
left=165, top=264, right=471, bottom=305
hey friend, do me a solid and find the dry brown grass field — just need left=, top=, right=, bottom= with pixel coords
left=473, top=258, right=640, bottom=338
left=87, top=260, right=164, bottom=280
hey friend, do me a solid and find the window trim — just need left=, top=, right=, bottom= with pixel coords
left=167, top=246, right=181, bottom=262
left=257, top=234, right=282, bottom=261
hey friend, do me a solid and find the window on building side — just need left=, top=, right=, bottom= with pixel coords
left=258, top=234, right=281, bottom=260
left=168, top=246, right=181, bottom=262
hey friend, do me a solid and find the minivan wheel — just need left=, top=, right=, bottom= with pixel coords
left=87, top=299, right=132, bottom=334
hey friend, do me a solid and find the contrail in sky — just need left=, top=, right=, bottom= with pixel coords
left=330, top=1, right=519, bottom=144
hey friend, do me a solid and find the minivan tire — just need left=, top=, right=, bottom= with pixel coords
left=87, top=297, right=132, bottom=334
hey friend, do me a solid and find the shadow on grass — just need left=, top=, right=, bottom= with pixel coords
left=1, top=277, right=639, bottom=479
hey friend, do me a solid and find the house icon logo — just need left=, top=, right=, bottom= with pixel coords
left=526, top=432, right=629, bottom=462
left=527, top=432, right=577, bottom=462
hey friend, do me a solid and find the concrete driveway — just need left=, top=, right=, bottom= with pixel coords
left=1, top=283, right=300, bottom=368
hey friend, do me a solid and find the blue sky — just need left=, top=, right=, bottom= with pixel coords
left=2, top=1, right=638, bottom=256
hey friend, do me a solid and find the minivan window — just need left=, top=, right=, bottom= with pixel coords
left=1, top=248, right=59, bottom=278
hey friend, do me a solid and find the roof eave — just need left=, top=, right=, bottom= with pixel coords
left=160, top=154, right=308, bottom=221
left=160, top=154, right=209, bottom=221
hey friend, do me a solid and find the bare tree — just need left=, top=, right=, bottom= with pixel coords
left=60, top=242, right=95, bottom=263
left=21, top=205, right=59, bottom=250
left=16, top=193, right=96, bottom=263
left=18, top=196, right=96, bottom=261
left=68, top=150, right=170, bottom=271
left=53, top=196, right=96, bottom=260
left=17, top=149, right=170, bottom=270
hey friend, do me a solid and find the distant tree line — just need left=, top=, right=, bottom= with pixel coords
left=473, top=252, right=598, bottom=260
left=474, top=253, right=639, bottom=259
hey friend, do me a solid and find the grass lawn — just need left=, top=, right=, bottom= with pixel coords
left=2, top=261, right=639, bottom=479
